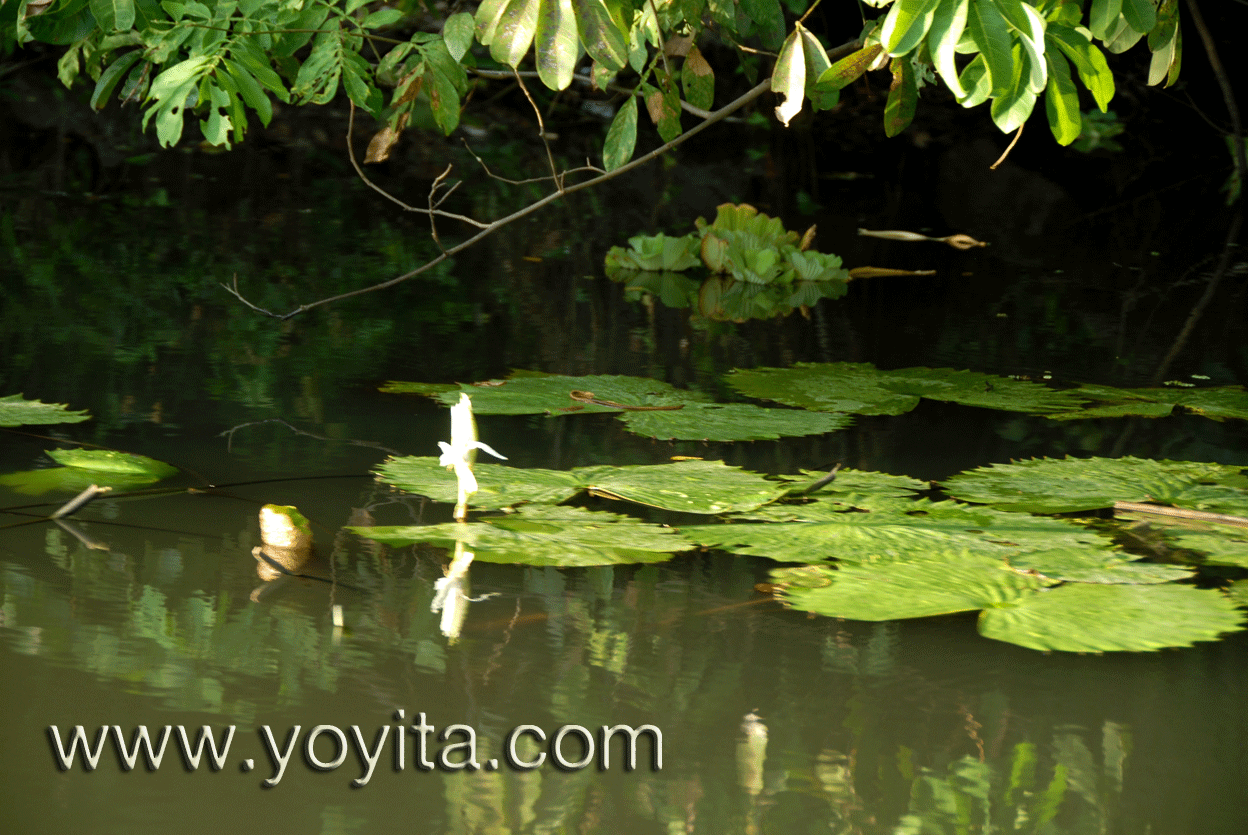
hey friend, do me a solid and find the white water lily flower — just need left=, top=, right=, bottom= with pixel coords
left=438, top=393, right=506, bottom=519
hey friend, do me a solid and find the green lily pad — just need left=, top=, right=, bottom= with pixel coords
left=727, top=363, right=919, bottom=415
left=942, top=457, right=1248, bottom=514
left=582, top=459, right=789, bottom=514
left=726, top=363, right=1084, bottom=417
left=46, top=449, right=178, bottom=480
left=0, top=394, right=90, bottom=427
left=352, top=506, right=691, bottom=566
left=604, top=233, right=702, bottom=272
left=1008, top=547, right=1195, bottom=584
left=1228, top=580, right=1248, bottom=609
left=378, top=381, right=460, bottom=397
left=1161, top=523, right=1248, bottom=568
left=0, top=467, right=155, bottom=495
left=382, top=374, right=706, bottom=415
left=1047, top=384, right=1248, bottom=422
left=620, top=403, right=852, bottom=441
left=776, top=552, right=1050, bottom=621
left=376, top=456, right=585, bottom=509
left=978, top=583, right=1245, bottom=652
left=685, top=500, right=1114, bottom=563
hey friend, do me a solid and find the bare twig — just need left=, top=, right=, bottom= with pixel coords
left=344, top=102, right=489, bottom=228
left=1114, top=500, right=1248, bottom=528
left=461, top=138, right=604, bottom=184
left=647, top=0, right=673, bottom=80
left=1185, top=0, right=1245, bottom=191
left=990, top=123, right=1024, bottom=170
left=427, top=163, right=456, bottom=251
left=513, top=68, right=563, bottom=191
left=227, top=78, right=774, bottom=320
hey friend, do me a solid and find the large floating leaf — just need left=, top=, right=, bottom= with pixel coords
left=1009, top=546, right=1195, bottom=584
left=978, top=583, right=1244, bottom=652
left=620, top=403, right=852, bottom=441
left=376, top=456, right=585, bottom=509
left=46, top=449, right=178, bottom=480
left=776, top=551, right=1049, bottom=621
left=0, top=467, right=154, bottom=495
left=385, top=374, right=705, bottom=415
left=0, top=394, right=90, bottom=427
left=726, top=363, right=1083, bottom=416
left=582, top=459, right=788, bottom=514
left=1160, top=523, right=1248, bottom=569
left=1047, top=384, right=1248, bottom=422
left=943, top=457, right=1248, bottom=514
left=1229, top=580, right=1248, bottom=609
left=352, top=506, right=691, bottom=566
left=686, top=500, right=1113, bottom=563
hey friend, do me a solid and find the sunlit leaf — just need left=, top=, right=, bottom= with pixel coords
left=490, top=0, right=540, bottom=67
left=884, top=56, right=917, bottom=137
left=583, top=459, right=788, bottom=514
left=1009, top=546, right=1195, bottom=584
left=777, top=551, right=1048, bottom=620
left=688, top=499, right=1113, bottom=563
left=979, top=583, right=1244, bottom=652
left=397, top=374, right=705, bottom=415
left=0, top=467, right=154, bottom=495
left=881, top=0, right=941, bottom=57
left=89, top=0, right=135, bottom=32
left=943, top=456, right=1248, bottom=514
left=1043, top=52, right=1081, bottom=144
left=442, top=12, right=476, bottom=61
left=1161, top=523, right=1248, bottom=569
left=771, top=27, right=806, bottom=127
left=376, top=456, right=585, bottom=508
left=682, top=44, right=714, bottom=110
left=352, top=505, right=692, bottom=566
left=1228, top=580, right=1248, bottom=609
left=536, top=0, right=577, bottom=90
left=726, top=363, right=1084, bottom=416
left=814, top=43, right=883, bottom=95
left=0, top=394, right=90, bottom=427
left=603, top=95, right=637, bottom=171
left=619, top=403, right=852, bottom=441
left=573, top=0, right=628, bottom=72
left=930, top=0, right=969, bottom=97
left=966, top=0, right=1013, bottom=96
left=47, top=449, right=178, bottom=479
left=1088, top=0, right=1123, bottom=41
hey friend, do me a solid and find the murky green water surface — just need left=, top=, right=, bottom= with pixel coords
left=2, top=137, right=1246, bottom=834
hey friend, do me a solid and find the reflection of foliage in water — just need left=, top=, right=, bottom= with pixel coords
left=0, top=194, right=478, bottom=433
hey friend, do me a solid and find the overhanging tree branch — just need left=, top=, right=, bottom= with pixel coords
left=222, top=77, right=773, bottom=320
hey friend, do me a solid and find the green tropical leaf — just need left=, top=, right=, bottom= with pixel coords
left=884, top=56, right=918, bottom=137
left=942, top=456, right=1248, bottom=514
left=536, top=0, right=577, bottom=90
left=1088, top=0, right=1123, bottom=40
left=353, top=505, right=692, bottom=566
left=142, top=54, right=213, bottom=146
left=1228, top=580, right=1248, bottom=609
left=91, top=50, right=145, bottom=109
left=89, top=0, right=135, bottom=31
left=0, top=394, right=90, bottom=427
left=1120, top=0, right=1156, bottom=35
left=978, top=583, right=1244, bottom=652
left=491, top=0, right=540, bottom=68
left=1046, top=23, right=1114, bottom=110
left=880, top=0, right=941, bottom=57
left=930, top=0, right=969, bottom=97
left=573, top=0, right=628, bottom=71
left=771, top=27, right=806, bottom=127
left=1043, top=52, right=1081, bottom=144
left=966, top=0, right=1014, bottom=97
left=442, top=12, right=476, bottom=61
left=603, top=96, right=637, bottom=171
left=814, top=43, right=883, bottom=95
left=1161, top=523, right=1248, bottom=569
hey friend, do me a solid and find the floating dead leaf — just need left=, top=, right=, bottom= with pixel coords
left=848, top=267, right=937, bottom=278
left=857, top=228, right=987, bottom=249
left=800, top=224, right=817, bottom=251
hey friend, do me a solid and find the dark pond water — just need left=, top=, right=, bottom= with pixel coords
left=2, top=108, right=1247, bottom=835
